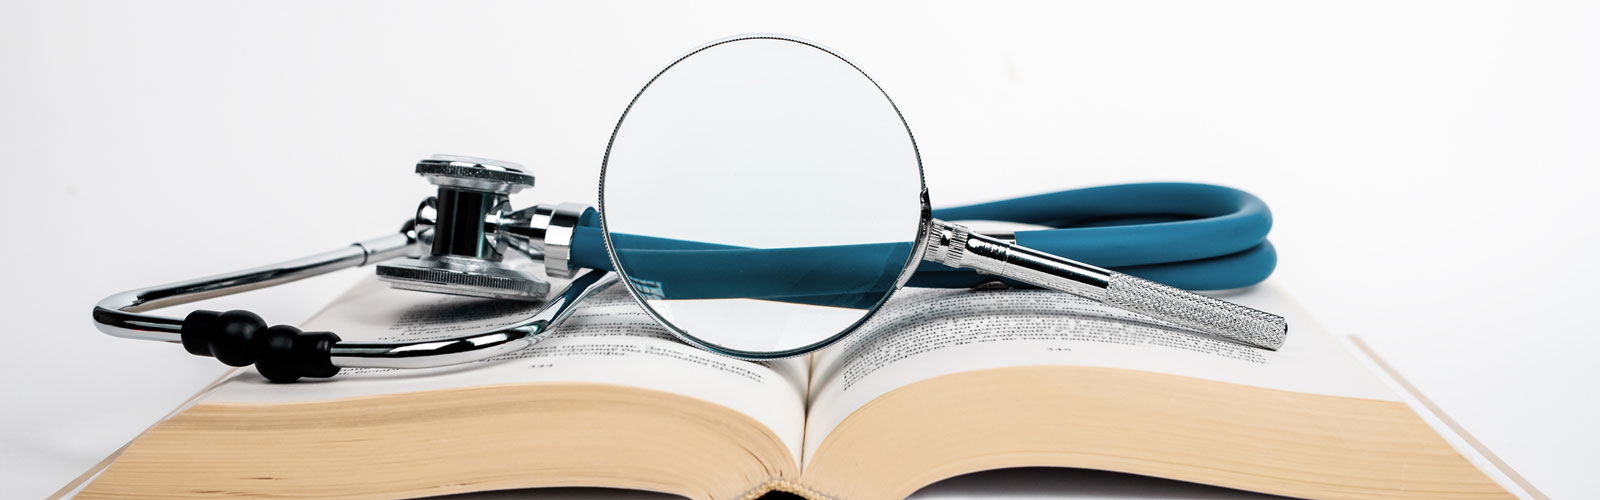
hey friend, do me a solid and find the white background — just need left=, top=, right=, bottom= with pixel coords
left=2, top=1, right=1595, bottom=499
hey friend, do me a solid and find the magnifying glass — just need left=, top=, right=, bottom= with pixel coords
left=599, top=35, right=1286, bottom=359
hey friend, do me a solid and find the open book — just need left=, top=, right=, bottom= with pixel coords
left=76, top=273, right=1528, bottom=500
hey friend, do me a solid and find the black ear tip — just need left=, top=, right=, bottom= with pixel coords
left=180, top=310, right=224, bottom=356
left=211, top=310, right=267, bottom=367
left=254, top=327, right=341, bottom=383
left=180, top=309, right=266, bottom=366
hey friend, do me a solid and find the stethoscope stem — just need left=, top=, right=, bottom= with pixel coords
left=924, top=219, right=1113, bottom=297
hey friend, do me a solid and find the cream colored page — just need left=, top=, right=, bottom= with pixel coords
left=803, top=281, right=1396, bottom=465
left=203, top=275, right=807, bottom=465
left=1343, top=337, right=1541, bottom=500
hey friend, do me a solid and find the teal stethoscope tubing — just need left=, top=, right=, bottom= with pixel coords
left=568, top=182, right=1277, bottom=292
left=916, top=182, right=1276, bottom=290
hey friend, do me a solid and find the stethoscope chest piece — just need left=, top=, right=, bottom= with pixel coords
left=376, top=154, right=584, bottom=301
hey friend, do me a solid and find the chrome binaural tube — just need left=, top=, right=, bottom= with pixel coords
left=922, top=219, right=1288, bottom=350
left=92, top=230, right=420, bottom=342
left=328, top=269, right=616, bottom=368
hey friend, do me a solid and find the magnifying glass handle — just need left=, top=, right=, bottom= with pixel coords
left=924, top=219, right=1288, bottom=350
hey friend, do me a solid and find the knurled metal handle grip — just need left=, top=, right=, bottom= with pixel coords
left=1104, top=272, right=1287, bottom=349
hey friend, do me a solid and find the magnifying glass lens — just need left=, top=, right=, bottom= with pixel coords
left=600, top=37, right=926, bottom=358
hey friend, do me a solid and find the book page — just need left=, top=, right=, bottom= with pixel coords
left=803, top=281, right=1396, bottom=465
left=201, top=273, right=808, bottom=465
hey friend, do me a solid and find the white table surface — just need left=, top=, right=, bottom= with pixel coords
left=2, top=1, right=1593, bottom=499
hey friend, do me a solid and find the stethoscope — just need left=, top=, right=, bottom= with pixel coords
left=93, top=35, right=1287, bottom=382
